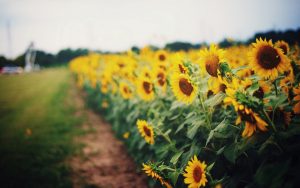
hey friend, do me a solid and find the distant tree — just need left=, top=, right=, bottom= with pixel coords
left=0, top=56, right=13, bottom=67
left=165, top=42, right=202, bottom=51
left=35, top=51, right=55, bottom=67
left=13, top=54, right=25, bottom=67
left=56, top=48, right=88, bottom=63
left=247, top=28, right=300, bottom=44
left=131, top=46, right=140, bottom=54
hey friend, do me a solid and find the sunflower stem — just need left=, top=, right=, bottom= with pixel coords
left=263, top=110, right=277, bottom=132
left=162, top=167, right=176, bottom=172
left=155, top=127, right=173, bottom=145
left=273, top=80, right=278, bottom=96
left=199, top=94, right=212, bottom=130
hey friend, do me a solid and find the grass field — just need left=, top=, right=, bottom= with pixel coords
left=0, top=68, right=83, bottom=188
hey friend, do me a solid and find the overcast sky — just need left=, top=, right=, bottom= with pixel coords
left=0, top=0, right=300, bottom=58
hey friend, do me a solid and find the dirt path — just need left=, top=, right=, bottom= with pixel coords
left=70, top=89, right=148, bottom=188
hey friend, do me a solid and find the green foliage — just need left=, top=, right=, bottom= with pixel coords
left=0, top=68, right=84, bottom=188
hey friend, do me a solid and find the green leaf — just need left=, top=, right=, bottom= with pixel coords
left=170, top=101, right=185, bottom=111
left=247, top=81, right=259, bottom=95
left=206, top=162, right=215, bottom=172
left=170, top=150, right=184, bottom=165
left=254, top=160, right=290, bottom=187
left=169, top=171, right=180, bottom=185
left=206, top=119, right=230, bottom=146
left=175, top=123, right=185, bottom=134
left=223, top=144, right=236, bottom=163
left=206, top=130, right=214, bottom=146
left=187, top=119, right=204, bottom=139
left=204, top=92, right=225, bottom=107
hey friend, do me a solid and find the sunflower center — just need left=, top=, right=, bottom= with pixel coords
left=159, top=54, right=166, bottom=61
left=219, top=84, right=227, bottom=93
left=143, top=81, right=152, bottom=94
left=179, top=78, right=193, bottom=96
left=205, top=55, right=219, bottom=77
left=279, top=44, right=288, bottom=55
left=143, top=126, right=151, bottom=137
left=159, top=65, right=167, bottom=71
left=123, top=86, right=131, bottom=94
left=207, top=90, right=213, bottom=98
left=179, top=64, right=186, bottom=74
left=256, top=45, right=281, bottom=69
left=238, top=109, right=256, bottom=124
left=193, top=166, right=202, bottom=183
left=253, top=87, right=264, bottom=99
left=157, top=73, right=165, bottom=86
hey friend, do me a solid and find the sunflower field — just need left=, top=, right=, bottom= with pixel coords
left=69, top=39, right=300, bottom=188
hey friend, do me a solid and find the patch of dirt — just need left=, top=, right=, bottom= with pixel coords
left=70, top=89, right=148, bottom=188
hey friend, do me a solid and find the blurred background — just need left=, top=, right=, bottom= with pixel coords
left=1, top=1, right=300, bottom=188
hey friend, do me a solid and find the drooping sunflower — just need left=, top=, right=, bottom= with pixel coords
left=137, top=76, right=155, bottom=101
left=183, top=155, right=208, bottom=188
left=199, top=44, right=226, bottom=77
left=142, top=164, right=172, bottom=188
left=170, top=73, right=198, bottom=104
left=293, top=84, right=300, bottom=114
left=275, top=40, right=290, bottom=55
left=137, top=119, right=154, bottom=144
left=119, top=81, right=133, bottom=99
left=235, top=104, right=268, bottom=137
left=224, top=78, right=268, bottom=137
left=248, top=38, right=290, bottom=80
left=253, top=80, right=271, bottom=99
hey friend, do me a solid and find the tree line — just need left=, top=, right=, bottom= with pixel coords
left=1, top=28, right=299, bottom=68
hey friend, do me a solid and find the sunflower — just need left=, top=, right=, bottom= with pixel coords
left=119, top=81, right=133, bottom=99
left=156, top=50, right=168, bottom=63
left=199, top=44, right=225, bottom=77
left=101, top=100, right=109, bottom=108
left=77, top=74, right=84, bottom=88
left=170, top=73, right=198, bottom=104
left=140, top=67, right=153, bottom=79
left=235, top=104, right=268, bottom=137
left=142, top=164, right=172, bottom=188
left=224, top=78, right=268, bottom=137
left=183, top=155, right=208, bottom=188
left=248, top=38, right=290, bottom=80
left=279, top=67, right=295, bottom=95
left=137, top=76, right=155, bottom=101
left=173, top=60, right=189, bottom=74
left=253, top=80, right=271, bottom=100
left=123, top=132, right=130, bottom=139
left=293, top=84, right=300, bottom=114
left=137, top=119, right=154, bottom=144
left=171, top=54, right=189, bottom=74
left=207, top=78, right=226, bottom=95
left=154, top=68, right=167, bottom=92
left=275, top=40, right=289, bottom=55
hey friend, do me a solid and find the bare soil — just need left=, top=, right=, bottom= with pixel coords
left=70, top=89, right=148, bottom=188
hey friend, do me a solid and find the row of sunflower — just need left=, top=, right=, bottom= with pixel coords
left=70, top=38, right=300, bottom=188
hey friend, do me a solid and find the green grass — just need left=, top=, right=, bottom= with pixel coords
left=0, top=68, right=83, bottom=188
